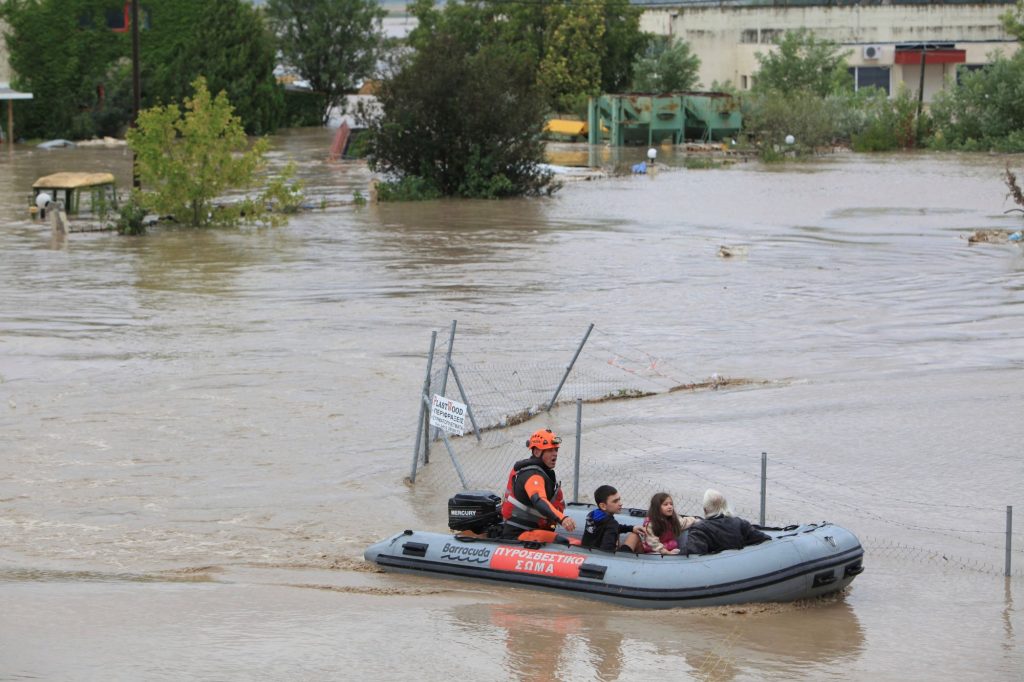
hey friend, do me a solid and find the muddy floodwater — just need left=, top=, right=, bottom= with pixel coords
left=1, top=130, right=1023, bottom=680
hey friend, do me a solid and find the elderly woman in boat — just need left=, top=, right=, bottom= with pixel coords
left=681, top=489, right=771, bottom=556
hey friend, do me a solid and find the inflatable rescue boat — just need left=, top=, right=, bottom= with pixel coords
left=363, top=492, right=865, bottom=609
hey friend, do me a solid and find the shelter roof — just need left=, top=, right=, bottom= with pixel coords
left=0, top=82, right=33, bottom=101
left=33, top=172, right=116, bottom=190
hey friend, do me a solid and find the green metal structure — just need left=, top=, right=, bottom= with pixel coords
left=587, top=93, right=742, bottom=146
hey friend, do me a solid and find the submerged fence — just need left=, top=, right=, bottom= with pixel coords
left=408, top=321, right=1024, bottom=579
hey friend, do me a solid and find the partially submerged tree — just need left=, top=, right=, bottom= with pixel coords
left=369, top=4, right=554, bottom=199
left=631, top=36, right=701, bottom=93
left=753, top=29, right=852, bottom=97
left=266, top=0, right=388, bottom=125
left=127, top=77, right=301, bottom=227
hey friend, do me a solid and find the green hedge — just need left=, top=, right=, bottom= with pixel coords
left=283, top=89, right=326, bottom=128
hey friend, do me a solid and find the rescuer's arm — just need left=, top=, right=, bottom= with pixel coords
left=523, top=474, right=575, bottom=531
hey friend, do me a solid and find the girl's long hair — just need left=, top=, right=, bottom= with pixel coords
left=647, top=492, right=682, bottom=538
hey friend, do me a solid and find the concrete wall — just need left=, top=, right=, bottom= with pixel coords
left=641, top=4, right=1019, bottom=98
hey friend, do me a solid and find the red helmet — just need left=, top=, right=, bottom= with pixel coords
left=527, top=428, right=561, bottom=451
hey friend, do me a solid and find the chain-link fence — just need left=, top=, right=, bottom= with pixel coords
left=409, top=321, right=1023, bottom=579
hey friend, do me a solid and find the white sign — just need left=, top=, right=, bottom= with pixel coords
left=430, top=394, right=467, bottom=436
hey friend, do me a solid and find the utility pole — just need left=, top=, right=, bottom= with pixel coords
left=131, top=0, right=141, bottom=188
left=915, top=44, right=927, bottom=148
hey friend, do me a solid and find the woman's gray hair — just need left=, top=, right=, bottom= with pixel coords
left=702, top=489, right=732, bottom=517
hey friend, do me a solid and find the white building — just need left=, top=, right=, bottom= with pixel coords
left=638, top=0, right=1020, bottom=99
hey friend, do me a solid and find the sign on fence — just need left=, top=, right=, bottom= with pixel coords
left=430, top=394, right=467, bottom=436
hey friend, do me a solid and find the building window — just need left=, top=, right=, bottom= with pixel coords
left=741, top=75, right=749, bottom=90
left=741, top=29, right=758, bottom=44
left=760, top=29, right=782, bottom=44
left=849, top=66, right=891, bottom=95
left=956, top=64, right=985, bottom=85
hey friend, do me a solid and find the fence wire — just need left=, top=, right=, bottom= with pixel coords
left=410, top=322, right=1023, bottom=580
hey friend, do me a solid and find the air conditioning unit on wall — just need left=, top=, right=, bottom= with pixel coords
left=863, top=45, right=883, bottom=60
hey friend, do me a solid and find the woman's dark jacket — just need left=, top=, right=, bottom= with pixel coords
left=681, top=513, right=770, bottom=556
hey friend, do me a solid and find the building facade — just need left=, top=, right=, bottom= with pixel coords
left=638, top=1, right=1019, bottom=99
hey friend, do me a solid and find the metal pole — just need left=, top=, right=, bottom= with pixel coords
left=915, top=46, right=927, bottom=147
left=573, top=398, right=582, bottom=503
left=410, top=331, right=437, bottom=482
left=448, top=361, right=480, bottom=442
left=131, top=0, right=142, bottom=188
left=760, top=451, right=767, bottom=526
left=432, top=320, right=457, bottom=440
left=440, top=432, right=469, bottom=490
left=547, top=323, right=595, bottom=412
left=1007, top=505, right=1013, bottom=578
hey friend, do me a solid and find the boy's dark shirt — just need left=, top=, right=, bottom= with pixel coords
left=581, top=509, right=634, bottom=551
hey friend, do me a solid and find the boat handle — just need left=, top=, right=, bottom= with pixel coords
left=579, top=563, right=607, bottom=580
left=402, top=542, right=429, bottom=558
left=812, top=570, right=838, bottom=588
left=845, top=562, right=865, bottom=577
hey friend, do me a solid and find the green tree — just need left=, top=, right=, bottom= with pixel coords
left=0, top=0, right=127, bottom=139
left=406, top=0, right=645, bottom=114
left=1, top=0, right=284, bottom=138
left=631, top=36, right=702, bottom=93
left=145, top=0, right=284, bottom=135
left=1002, top=0, right=1024, bottom=41
left=369, top=4, right=554, bottom=199
left=126, top=77, right=299, bottom=227
left=928, top=53, right=1024, bottom=152
left=265, top=0, right=387, bottom=125
left=753, top=28, right=852, bottom=97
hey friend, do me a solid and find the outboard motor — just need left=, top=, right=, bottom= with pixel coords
left=448, top=491, right=502, bottom=534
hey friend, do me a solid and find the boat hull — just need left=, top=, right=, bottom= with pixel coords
left=364, top=507, right=864, bottom=609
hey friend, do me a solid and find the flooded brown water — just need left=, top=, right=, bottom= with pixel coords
left=1, top=130, right=1022, bottom=680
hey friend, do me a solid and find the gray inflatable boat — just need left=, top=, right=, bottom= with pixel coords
left=364, top=501, right=864, bottom=609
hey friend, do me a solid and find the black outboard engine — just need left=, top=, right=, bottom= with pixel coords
left=448, top=491, right=502, bottom=534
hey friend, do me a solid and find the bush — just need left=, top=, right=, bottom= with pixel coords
left=127, top=77, right=300, bottom=228
left=744, top=89, right=836, bottom=159
left=369, top=5, right=556, bottom=199
left=283, top=90, right=327, bottom=128
left=850, top=86, right=924, bottom=152
left=116, top=190, right=147, bottom=235
left=929, top=53, right=1024, bottom=152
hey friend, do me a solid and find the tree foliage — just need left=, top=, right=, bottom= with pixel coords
left=0, top=0, right=283, bottom=138
left=369, top=4, right=554, bottom=199
left=753, top=28, right=852, bottom=98
left=631, top=36, right=701, bottom=93
left=1002, top=0, right=1024, bottom=42
left=143, top=0, right=284, bottom=135
left=266, top=0, right=387, bottom=125
left=929, top=53, right=1024, bottom=152
left=0, top=0, right=127, bottom=139
left=127, top=77, right=300, bottom=227
left=406, top=0, right=644, bottom=114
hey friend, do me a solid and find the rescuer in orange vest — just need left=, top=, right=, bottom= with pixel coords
left=500, top=428, right=576, bottom=543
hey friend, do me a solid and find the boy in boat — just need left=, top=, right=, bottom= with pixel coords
left=581, top=485, right=644, bottom=552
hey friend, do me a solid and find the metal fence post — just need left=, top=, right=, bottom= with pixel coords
left=410, top=331, right=437, bottom=483
left=573, top=398, right=582, bottom=503
left=760, top=451, right=767, bottom=527
left=448, top=361, right=481, bottom=442
left=440, top=431, right=469, bottom=490
left=547, top=323, right=594, bottom=412
left=432, top=320, right=457, bottom=440
left=1007, top=505, right=1013, bottom=578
